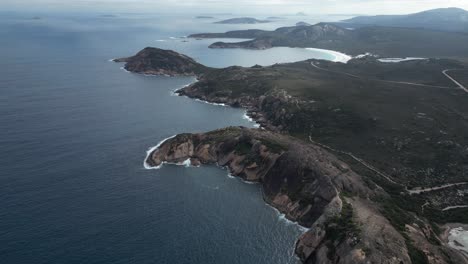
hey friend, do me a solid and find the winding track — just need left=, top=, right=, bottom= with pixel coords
left=310, top=62, right=454, bottom=89
left=442, top=69, right=468, bottom=93
left=407, top=182, right=468, bottom=195
left=442, top=205, right=468, bottom=211
left=308, top=61, right=468, bottom=192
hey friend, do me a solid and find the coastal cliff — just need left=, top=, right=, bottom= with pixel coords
left=146, top=126, right=414, bottom=263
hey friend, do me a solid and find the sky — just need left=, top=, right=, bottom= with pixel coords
left=2, top=0, right=468, bottom=15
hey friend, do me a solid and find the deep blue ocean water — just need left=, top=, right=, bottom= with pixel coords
left=0, top=12, right=337, bottom=264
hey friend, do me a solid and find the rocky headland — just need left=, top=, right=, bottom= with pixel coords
left=113, top=47, right=211, bottom=76
left=145, top=126, right=417, bottom=263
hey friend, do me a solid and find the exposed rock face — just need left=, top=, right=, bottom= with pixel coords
left=146, top=126, right=416, bottom=263
left=113, top=47, right=210, bottom=76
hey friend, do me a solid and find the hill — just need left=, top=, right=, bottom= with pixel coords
left=113, top=47, right=210, bottom=76
left=343, top=7, right=468, bottom=32
left=190, top=22, right=468, bottom=59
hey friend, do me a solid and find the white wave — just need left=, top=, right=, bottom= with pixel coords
left=181, top=158, right=192, bottom=167
left=170, top=83, right=193, bottom=96
left=194, top=98, right=228, bottom=107
left=448, top=227, right=468, bottom=254
left=155, top=39, right=166, bottom=42
left=120, top=67, right=130, bottom=73
left=242, top=111, right=254, bottom=122
left=306, top=47, right=352, bottom=63
left=354, top=52, right=377, bottom=59
left=269, top=205, right=310, bottom=233
left=240, top=178, right=258, bottom=185
left=242, top=111, right=261, bottom=128
left=108, top=58, right=116, bottom=62
left=143, top=135, right=177, bottom=169
left=378, top=57, right=427, bottom=63
left=227, top=173, right=236, bottom=179
left=169, top=37, right=177, bottom=39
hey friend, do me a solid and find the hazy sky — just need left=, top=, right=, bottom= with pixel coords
left=3, top=0, right=468, bottom=14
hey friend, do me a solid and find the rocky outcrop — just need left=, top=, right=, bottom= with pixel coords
left=113, top=47, right=210, bottom=76
left=145, top=126, right=419, bottom=263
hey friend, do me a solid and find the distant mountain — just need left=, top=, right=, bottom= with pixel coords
left=296, top=12, right=307, bottom=16
left=214, top=17, right=271, bottom=24
left=343, top=7, right=468, bottom=32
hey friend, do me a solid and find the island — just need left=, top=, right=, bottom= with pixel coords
left=214, top=17, right=271, bottom=24
left=195, top=16, right=215, bottom=19
left=115, top=47, right=468, bottom=263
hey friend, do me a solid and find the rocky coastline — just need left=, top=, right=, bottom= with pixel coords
left=116, top=47, right=468, bottom=263
left=144, top=127, right=416, bottom=263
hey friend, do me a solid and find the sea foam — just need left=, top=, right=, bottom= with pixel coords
left=448, top=227, right=468, bottom=254
left=378, top=57, right=427, bottom=63
left=143, top=135, right=176, bottom=169
left=269, top=205, right=310, bottom=233
left=305, top=48, right=352, bottom=63
left=242, top=111, right=261, bottom=128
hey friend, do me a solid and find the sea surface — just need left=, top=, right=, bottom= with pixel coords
left=0, top=12, right=341, bottom=264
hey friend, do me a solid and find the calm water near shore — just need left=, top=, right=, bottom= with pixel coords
left=0, top=12, right=339, bottom=264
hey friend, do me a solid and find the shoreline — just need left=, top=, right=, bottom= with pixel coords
left=305, top=47, right=352, bottom=63
left=442, top=223, right=468, bottom=258
left=143, top=134, right=310, bottom=235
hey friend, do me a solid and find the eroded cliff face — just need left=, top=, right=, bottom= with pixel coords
left=146, top=127, right=412, bottom=263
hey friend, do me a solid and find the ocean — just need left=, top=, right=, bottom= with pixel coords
left=0, top=12, right=343, bottom=264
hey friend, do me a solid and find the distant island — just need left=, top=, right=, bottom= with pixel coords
left=296, top=21, right=311, bottom=26
left=266, top=16, right=284, bottom=20
left=341, top=7, right=468, bottom=33
left=214, top=17, right=271, bottom=24
left=189, top=22, right=468, bottom=58
left=195, top=16, right=215, bottom=19
left=296, top=12, right=307, bottom=16
left=115, top=47, right=468, bottom=263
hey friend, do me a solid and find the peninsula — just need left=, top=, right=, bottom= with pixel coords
left=115, top=47, right=468, bottom=263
